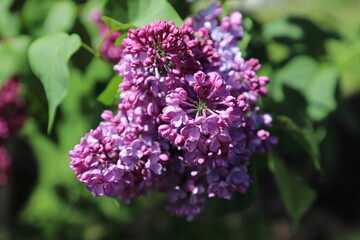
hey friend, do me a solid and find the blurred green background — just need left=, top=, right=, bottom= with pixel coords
left=1, top=0, right=360, bottom=239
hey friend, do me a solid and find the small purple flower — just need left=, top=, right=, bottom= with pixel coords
left=198, top=115, right=219, bottom=135
left=166, top=178, right=206, bottom=221
left=161, top=105, right=189, bottom=128
left=208, top=180, right=232, bottom=199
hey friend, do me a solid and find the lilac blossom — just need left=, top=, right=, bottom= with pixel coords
left=90, top=8, right=122, bottom=63
left=185, top=3, right=269, bottom=101
left=70, top=3, right=277, bottom=221
left=0, top=77, right=27, bottom=185
left=0, top=76, right=26, bottom=139
left=70, top=108, right=171, bottom=203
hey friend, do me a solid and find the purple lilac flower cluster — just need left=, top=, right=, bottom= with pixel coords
left=71, top=3, right=277, bottom=221
left=90, top=9, right=122, bottom=63
left=0, top=77, right=26, bottom=185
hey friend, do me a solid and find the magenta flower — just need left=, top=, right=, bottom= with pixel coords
left=0, top=76, right=26, bottom=139
left=90, top=8, right=122, bottom=63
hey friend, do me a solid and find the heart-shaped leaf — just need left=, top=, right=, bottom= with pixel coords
left=28, top=32, right=81, bottom=132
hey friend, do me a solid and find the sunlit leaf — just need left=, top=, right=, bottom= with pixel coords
left=97, top=75, right=122, bottom=106
left=307, top=67, right=339, bottom=121
left=105, top=0, right=183, bottom=27
left=28, top=32, right=81, bottom=132
left=238, top=17, right=253, bottom=57
left=271, top=56, right=317, bottom=102
left=272, top=56, right=339, bottom=121
left=130, top=0, right=183, bottom=27
left=100, top=16, right=137, bottom=31
left=262, top=18, right=303, bottom=41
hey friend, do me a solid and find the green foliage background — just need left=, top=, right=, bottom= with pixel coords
left=0, top=0, right=359, bottom=239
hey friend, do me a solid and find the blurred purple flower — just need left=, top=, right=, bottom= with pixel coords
left=0, top=76, right=26, bottom=139
left=89, top=8, right=122, bottom=63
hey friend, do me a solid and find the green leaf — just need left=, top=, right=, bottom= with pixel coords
left=268, top=154, right=316, bottom=226
left=21, top=0, right=76, bottom=37
left=238, top=17, right=253, bottom=57
left=100, top=16, right=137, bottom=47
left=84, top=57, right=113, bottom=81
left=272, top=56, right=339, bottom=121
left=271, top=56, right=318, bottom=102
left=274, top=115, right=321, bottom=171
left=100, top=16, right=122, bottom=29
left=0, top=36, right=31, bottom=84
left=97, top=75, right=122, bottom=106
left=307, top=67, right=339, bottom=121
left=41, top=1, right=77, bottom=35
left=266, top=41, right=291, bottom=63
left=104, top=0, right=129, bottom=24
left=100, top=16, right=137, bottom=31
left=0, top=0, right=20, bottom=37
left=114, top=33, right=128, bottom=46
left=130, top=0, right=183, bottom=27
left=105, top=0, right=183, bottom=27
left=21, top=0, right=52, bottom=36
left=262, top=18, right=303, bottom=41
left=28, top=32, right=81, bottom=132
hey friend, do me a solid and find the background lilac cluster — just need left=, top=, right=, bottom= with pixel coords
left=89, top=8, right=122, bottom=63
left=0, top=77, right=27, bottom=185
left=70, top=3, right=277, bottom=221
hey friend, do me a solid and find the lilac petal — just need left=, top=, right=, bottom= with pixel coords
left=181, top=125, right=200, bottom=141
left=184, top=139, right=197, bottom=152
left=200, top=116, right=219, bottom=135
left=150, top=162, right=162, bottom=175
left=209, top=138, right=220, bottom=152
left=172, top=113, right=184, bottom=128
